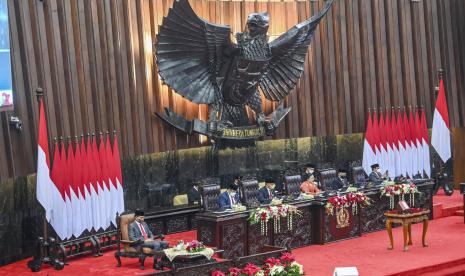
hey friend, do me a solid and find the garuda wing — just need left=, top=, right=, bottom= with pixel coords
left=156, top=0, right=232, bottom=104
left=259, top=0, right=334, bottom=101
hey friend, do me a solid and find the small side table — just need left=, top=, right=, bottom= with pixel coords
left=384, top=209, right=430, bottom=252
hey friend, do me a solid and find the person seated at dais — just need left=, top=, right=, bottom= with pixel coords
left=302, top=163, right=317, bottom=182
left=300, top=173, right=321, bottom=195
left=187, top=181, right=201, bottom=205
left=219, top=182, right=241, bottom=209
left=368, top=163, right=388, bottom=185
left=258, top=177, right=278, bottom=204
left=332, top=168, right=349, bottom=191
left=128, top=209, right=169, bottom=265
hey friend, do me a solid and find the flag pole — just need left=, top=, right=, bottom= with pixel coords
left=435, top=69, right=444, bottom=101
left=435, top=69, right=445, bottom=173
left=35, top=87, right=49, bottom=241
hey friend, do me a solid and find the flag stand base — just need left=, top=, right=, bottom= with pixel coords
left=433, top=172, right=455, bottom=196
left=27, top=237, right=65, bottom=272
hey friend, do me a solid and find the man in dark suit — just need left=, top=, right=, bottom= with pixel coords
left=332, top=168, right=349, bottom=191
left=258, top=177, right=278, bottom=204
left=187, top=181, right=201, bottom=205
left=368, top=163, right=387, bottom=185
left=129, top=209, right=169, bottom=269
left=218, top=182, right=240, bottom=209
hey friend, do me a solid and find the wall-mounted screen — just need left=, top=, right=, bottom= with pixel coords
left=0, top=0, right=13, bottom=111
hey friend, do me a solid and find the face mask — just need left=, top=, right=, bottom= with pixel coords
left=230, top=192, right=236, bottom=197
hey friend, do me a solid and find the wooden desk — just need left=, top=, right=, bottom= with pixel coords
left=384, top=209, right=430, bottom=252
left=145, top=205, right=200, bottom=235
left=361, top=181, right=434, bottom=233
left=195, top=181, right=434, bottom=258
left=196, top=199, right=325, bottom=259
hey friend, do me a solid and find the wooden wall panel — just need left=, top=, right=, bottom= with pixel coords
left=0, top=0, right=464, bottom=179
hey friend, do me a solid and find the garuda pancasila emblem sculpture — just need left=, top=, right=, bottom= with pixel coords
left=155, top=0, right=334, bottom=141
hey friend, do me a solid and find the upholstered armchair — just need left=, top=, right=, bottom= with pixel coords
left=240, top=179, right=260, bottom=208
left=114, top=213, right=165, bottom=270
left=200, top=184, right=221, bottom=211
left=319, top=169, right=338, bottom=191
left=352, top=166, right=368, bottom=187
left=283, top=175, right=302, bottom=196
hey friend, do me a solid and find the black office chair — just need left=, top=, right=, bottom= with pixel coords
left=283, top=175, right=302, bottom=197
left=240, top=179, right=260, bottom=208
left=352, top=166, right=368, bottom=188
left=319, top=169, right=337, bottom=191
left=199, top=184, right=221, bottom=211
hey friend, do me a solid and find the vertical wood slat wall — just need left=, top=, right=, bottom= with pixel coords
left=0, top=0, right=464, bottom=179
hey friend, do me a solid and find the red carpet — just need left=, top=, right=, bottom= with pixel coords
left=0, top=231, right=197, bottom=276
left=433, top=189, right=463, bottom=219
left=434, top=189, right=463, bottom=208
left=1, top=192, right=463, bottom=276
left=2, top=217, right=465, bottom=276
left=293, top=216, right=465, bottom=276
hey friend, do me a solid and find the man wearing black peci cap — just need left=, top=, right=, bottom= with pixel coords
left=332, top=168, right=349, bottom=191
left=218, top=182, right=241, bottom=209
left=128, top=209, right=169, bottom=269
left=258, top=177, right=278, bottom=204
left=302, top=163, right=317, bottom=182
left=369, top=163, right=387, bottom=185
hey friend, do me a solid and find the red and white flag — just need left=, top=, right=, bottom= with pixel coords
left=73, top=141, right=87, bottom=236
left=92, top=136, right=105, bottom=230
left=420, top=109, right=431, bottom=177
left=372, top=111, right=381, bottom=167
left=105, top=135, right=118, bottom=226
left=396, top=110, right=407, bottom=177
left=36, top=100, right=58, bottom=222
left=87, top=136, right=100, bottom=231
left=112, top=135, right=125, bottom=215
left=390, top=111, right=400, bottom=178
left=362, top=113, right=376, bottom=174
left=98, top=135, right=111, bottom=230
left=403, top=111, right=413, bottom=177
left=67, top=141, right=81, bottom=238
left=385, top=111, right=396, bottom=178
left=408, top=110, right=419, bottom=177
left=431, top=79, right=451, bottom=162
left=80, top=138, right=93, bottom=232
left=58, top=141, right=72, bottom=239
left=415, top=110, right=424, bottom=177
left=49, top=140, right=68, bottom=240
left=378, top=111, right=388, bottom=175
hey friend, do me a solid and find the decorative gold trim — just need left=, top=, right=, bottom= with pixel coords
left=336, top=207, right=350, bottom=229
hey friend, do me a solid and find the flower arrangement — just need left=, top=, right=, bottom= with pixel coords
left=380, top=181, right=419, bottom=209
left=248, top=204, right=301, bottom=235
left=174, top=240, right=205, bottom=253
left=326, top=192, right=371, bottom=216
left=186, top=240, right=205, bottom=253
left=211, top=252, right=304, bottom=276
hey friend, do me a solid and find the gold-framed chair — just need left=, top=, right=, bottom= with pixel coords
left=114, top=212, right=166, bottom=270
